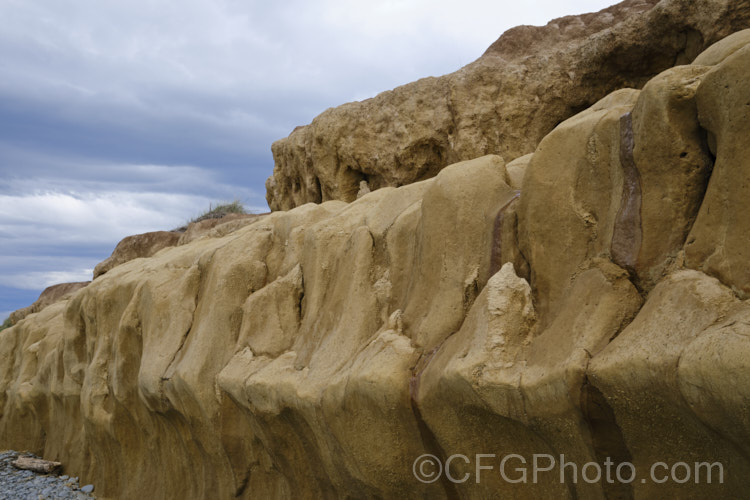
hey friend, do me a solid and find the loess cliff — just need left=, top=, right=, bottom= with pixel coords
left=3, top=1, right=750, bottom=499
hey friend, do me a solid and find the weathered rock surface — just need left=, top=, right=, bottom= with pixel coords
left=267, top=0, right=750, bottom=210
left=93, top=230, right=181, bottom=278
left=7, top=281, right=90, bottom=325
left=93, top=216, right=269, bottom=280
left=684, top=31, right=750, bottom=298
left=176, top=212, right=265, bottom=246
left=2, top=14, right=750, bottom=500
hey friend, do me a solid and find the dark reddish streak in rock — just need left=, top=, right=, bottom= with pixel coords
left=611, top=112, right=643, bottom=271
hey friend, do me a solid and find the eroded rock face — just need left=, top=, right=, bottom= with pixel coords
left=2, top=19, right=750, bottom=500
left=177, top=213, right=265, bottom=246
left=7, top=282, right=90, bottom=325
left=266, top=0, right=750, bottom=210
left=92, top=215, right=267, bottom=279
left=93, top=230, right=181, bottom=278
left=0, top=155, right=520, bottom=498
left=684, top=33, right=750, bottom=298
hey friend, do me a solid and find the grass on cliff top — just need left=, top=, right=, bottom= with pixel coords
left=0, top=317, right=11, bottom=332
left=191, top=200, right=247, bottom=223
left=172, top=200, right=249, bottom=232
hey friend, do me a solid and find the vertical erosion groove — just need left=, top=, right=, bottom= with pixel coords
left=580, top=377, right=634, bottom=500
left=409, top=345, right=459, bottom=500
left=489, top=191, right=522, bottom=277
left=611, top=112, right=643, bottom=272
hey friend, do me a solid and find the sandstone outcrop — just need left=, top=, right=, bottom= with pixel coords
left=93, top=230, right=181, bottom=278
left=177, top=213, right=265, bottom=246
left=92, top=215, right=267, bottom=279
left=267, top=0, right=750, bottom=210
left=2, top=10, right=750, bottom=500
left=7, top=281, right=90, bottom=325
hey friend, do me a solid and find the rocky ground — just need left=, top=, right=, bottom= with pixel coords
left=0, top=451, right=95, bottom=500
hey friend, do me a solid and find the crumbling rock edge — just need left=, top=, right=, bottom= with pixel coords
left=266, top=0, right=750, bottom=211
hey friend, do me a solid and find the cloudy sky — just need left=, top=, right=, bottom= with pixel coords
left=0, top=0, right=616, bottom=320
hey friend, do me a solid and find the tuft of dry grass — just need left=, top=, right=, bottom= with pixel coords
left=172, top=200, right=249, bottom=231
left=190, top=200, right=247, bottom=224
